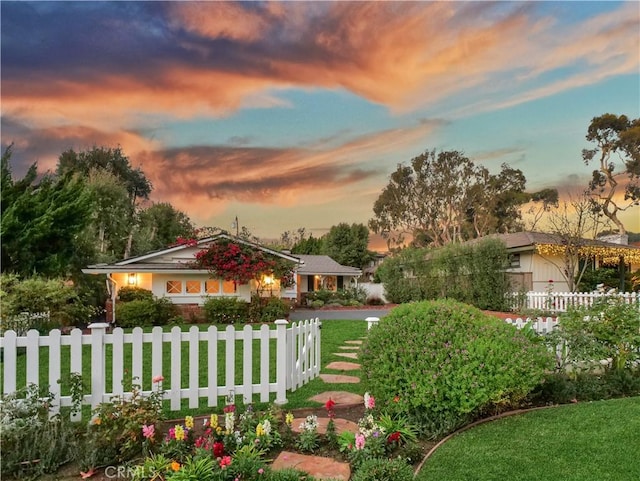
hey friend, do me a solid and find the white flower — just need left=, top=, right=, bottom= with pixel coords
left=262, top=419, right=272, bottom=435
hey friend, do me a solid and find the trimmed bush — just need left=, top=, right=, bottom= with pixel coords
left=351, top=458, right=414, bottom=481
left=203, top=297, right=249, bottom=324
left=117, top=286, right=153, bottom=302
left=360, top=299, right=553, bottom=439
left=252, top=296, right=290, bottom=323
left=115, top=298, right=177, bottom=327
left=0, top=274, right=97, bottom=330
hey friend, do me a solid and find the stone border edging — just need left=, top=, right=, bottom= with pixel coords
left=413, top=404, right=560, bottom=477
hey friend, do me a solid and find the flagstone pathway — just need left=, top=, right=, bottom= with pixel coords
left=273, top=335, right=366, bottom=479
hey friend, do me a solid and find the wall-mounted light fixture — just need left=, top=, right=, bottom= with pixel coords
left=263, top=275, right=274, bottom=286
left=128, top=273, right=137, bottom=286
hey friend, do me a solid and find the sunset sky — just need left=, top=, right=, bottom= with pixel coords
left=2, top=1, right=639, bottom=247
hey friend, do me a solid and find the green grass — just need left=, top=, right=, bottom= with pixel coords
left=1, top=320, right=367, bottom=418
left=416, top=396, right=640, bottom=481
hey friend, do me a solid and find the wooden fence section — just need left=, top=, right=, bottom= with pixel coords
left=510, top=291, right=639, bottom=313
left=0, top=318, right=321, bottom=417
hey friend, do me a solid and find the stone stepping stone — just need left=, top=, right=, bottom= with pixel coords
left=320, top=373, right=360, bottom=384
left=325, top=361, right=361, bottom=371
left=334, top=352, right=358, bottom=359
left=345, top=340, right=363, bottom=345
left=291, top=416, right=358, bottom=435
left=272, top=451, right=351, bottom=480
left=338, top=346, right=360, bottom=350
left=309, top=391, right=363, bottom=405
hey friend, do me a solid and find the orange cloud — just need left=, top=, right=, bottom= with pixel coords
left=136, top=120, right=442, bottom=220
left=3, top=1, right=636, bottom=133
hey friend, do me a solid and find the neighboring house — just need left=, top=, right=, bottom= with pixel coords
left=488, top=231, right=640, bottom=292
left=294, top=254, right=363, bottom=304
left=82, top=234, right=362, bottom=320
left=360, top=252, right=388, bottom=282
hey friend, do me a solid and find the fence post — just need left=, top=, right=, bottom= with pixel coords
left=365, top=317, right=380, bottom=330
left=88, top=322, right=110, bottom=409
left=274, top=319, right=288, bottom=405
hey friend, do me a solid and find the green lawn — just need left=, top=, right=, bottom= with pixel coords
left=416, top=396, right=640, bottom=481
left=1, top=319, right=367, bottom=418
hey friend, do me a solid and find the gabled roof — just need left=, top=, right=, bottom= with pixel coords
left=294, top=255, right=362, bottom=276
left=83, top=233, right=301, bottom=273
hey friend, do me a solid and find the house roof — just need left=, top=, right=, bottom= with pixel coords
left=484, top=231, right=640, bottom=264
left=83, top=233, right=302, bottom=274
left=294, top=255, right=362, bottom=276
left=82, top=235, right=363, bottom=276
left=491, top=231, right=640, bottom=250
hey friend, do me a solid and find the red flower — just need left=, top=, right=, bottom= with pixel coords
left=213, top=441, right=224, bottom=458
left=387, top=431, right=401, bottom=444
left=325, top=398, right=336, bottom=411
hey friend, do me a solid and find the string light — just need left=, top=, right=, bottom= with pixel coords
left=535, top=244, right=640, bottom=265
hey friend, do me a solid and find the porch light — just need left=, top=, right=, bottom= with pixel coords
left=128, top=273, right=137, bottom=286
left=263, top=275, right=274, bottom=285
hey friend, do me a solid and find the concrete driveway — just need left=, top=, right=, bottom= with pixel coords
left=289, top=307, right=394, bottom=321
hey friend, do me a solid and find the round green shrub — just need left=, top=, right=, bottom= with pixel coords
left=359, top=299, right=553, bottom=439
left=203, top=297, right=249, bottom=324
left=257, top=296, right=290, bottom=323
left=351, top=458, right=414, bottom=481
left=117, top=286, right=154, bottom=302
left=115, top=298, right=177, bottom=327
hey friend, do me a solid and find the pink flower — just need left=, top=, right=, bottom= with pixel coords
left=152, top=375, right=164, bottom=383
left=142, top=424, right=155, bottom=439
left=219, top=456, right=232, bottom=468
left=355, top=433, right=366, bottom=450
left=258, top=468, right=264, bottom=475
left=364, top=392, right=375, bottom=410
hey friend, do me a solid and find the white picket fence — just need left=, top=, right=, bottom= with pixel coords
left=504, top=317, right=559, bottom=334
left=0, top=318, right=320, bottom=418
left=510, top=291, right=639, bottom=313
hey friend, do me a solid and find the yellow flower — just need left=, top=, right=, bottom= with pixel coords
left=93, top=417, right=102, bottom=425
left=285, top=412, right=294, bottom=427
left=256, top=423, right=265, bottom=437
left=171, top=461, right=181, bottom=471
left=174, top=424, right=185, bottom=441
left=184, top=416, right=194, bottom=430
left=210, top=414, right=218, bottom=429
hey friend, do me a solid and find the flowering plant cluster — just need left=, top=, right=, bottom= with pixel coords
left=337, top=393, right=418, bottom=469
left=192, top=240, right=296, bottom=289
left=132, top=401, right=285, bottom=481
left=81, top=376, right=165, bottom=471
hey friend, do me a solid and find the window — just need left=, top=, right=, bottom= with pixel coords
left=205, top=280, right=220, bottom=293
left=166, top=280, right=182, bottom=294
left=186, top=281, right=201, bottom=294
left=510, top=254, right=521, bottom=268
left=222, top=280, right=236, bottom=294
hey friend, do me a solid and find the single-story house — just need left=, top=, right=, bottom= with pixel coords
left=82, top=234, right=362, bottom=321
left=294, top=254, right=363, bottom=304
left=489, top=231, right=640, bottom=292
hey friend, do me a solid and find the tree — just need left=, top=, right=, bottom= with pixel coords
left=83, top=170, right=131, bottom=261
left=132, top=203, right=195, bottom=256
left=1, top=147, right=94, bottom=277
left=369, top=150, right=544, bottom=247
left=542, top=193, right=606, bottom=291
left=583, top=113, right=640, bottom=235
left=291, top=234, right=324, bottom=255
left=58, top=146, right=152, bottom=258
left=322, top=223, right=374, bottom=268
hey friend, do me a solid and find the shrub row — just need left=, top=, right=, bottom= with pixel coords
left=376, top=238, right=511, bottom=310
